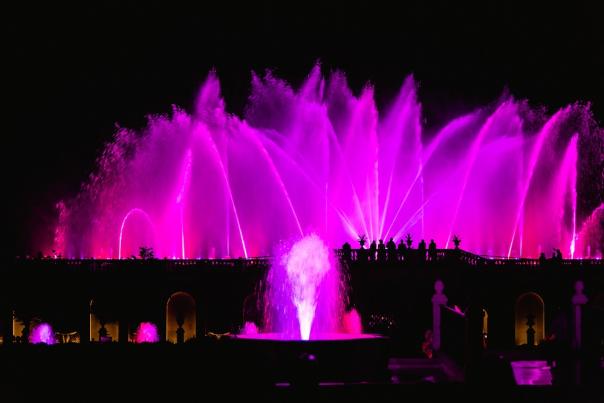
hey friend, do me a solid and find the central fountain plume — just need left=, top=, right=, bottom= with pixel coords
left=262, top=234, right=345, bottom=340
left=51, top=65, right=603, bottom=259
left=283, top=235, right=331, bottom=340
left=235, top=234, right=387, bottom=383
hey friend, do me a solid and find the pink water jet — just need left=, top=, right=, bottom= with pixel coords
left=134, top=322, right=159, bottom=343
left=51, top=65, right=603, bottom=259
left=29, top=323, right=56, bottom=345
left=241, top=321, right=259, bottom=335
left=342, top=308, right=363, bottom=335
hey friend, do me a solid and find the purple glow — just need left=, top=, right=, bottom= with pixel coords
left=241, top=321, right=259, bottom=335
left=511, top=361, right=553, bottom=386
left=134, top=322, right=159, bottom=343
left=236, top=332, right=380, bottom=341
left=575, top=203, right=604, bottom=258
left=29, top=323, right=56, bottom=345
left=52, top=66, right=602, bottom=258
left=342, top=308, right=363, bottom=335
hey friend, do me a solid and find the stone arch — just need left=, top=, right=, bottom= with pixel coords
left=515, top=292, right=545, bottom=346
left=89, top=299, right=119, bottom=342
left=166, top=292, right=196, bottom=343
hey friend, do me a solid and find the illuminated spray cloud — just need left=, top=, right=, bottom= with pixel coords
left=29, top=323, right=56, bottom=345
left=53, top=65, right=603, bottom=259
left=134, top=322, right=160, bottom=343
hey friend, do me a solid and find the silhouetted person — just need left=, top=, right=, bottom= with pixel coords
left=377, top=239, right=386, bottom=261
left=418, top=239, right=426, bottom=262
left=428, top=239, right=437, bottom=261
left=405, top=233, right=413, bottom=249
left=386, top=238, right=397, bottom=261
left=526, top=313, right=536, bottom=347
left=369, top=240, right=377, bottom=261
left=99, top=324, right=108, bottom=341
left=176, top=326, right=185, bottom=344
left=397, top=239, right=407, bottom=261
left=552, top=248, right=563, bottom=261
left=342, top=241, right=352, bottom=261
left=539, top=252, right=547, bottom=266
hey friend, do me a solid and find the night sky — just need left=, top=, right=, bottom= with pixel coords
left=6, top=1, right=604, bottom=257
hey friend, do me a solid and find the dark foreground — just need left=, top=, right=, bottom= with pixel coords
left=1, top=341, right=602, bottom=403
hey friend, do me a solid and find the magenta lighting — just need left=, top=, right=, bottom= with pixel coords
left=29, top=323, right=56, bottom=345
left=134, top=322, right=159, bottom=343
left=52, top=66, right=602, bottom=259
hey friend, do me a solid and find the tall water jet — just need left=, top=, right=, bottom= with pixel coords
left=50, top=66, right=603, bottom=259
left=236, top=233, right=388, bottom=384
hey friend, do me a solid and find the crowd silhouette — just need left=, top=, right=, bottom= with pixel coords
left=342, top=235, right=570, bottom=265
left=341, top=234, right=451, bottom=263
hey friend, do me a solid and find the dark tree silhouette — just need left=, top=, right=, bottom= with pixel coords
left=139, top=246, right=155, bottom=260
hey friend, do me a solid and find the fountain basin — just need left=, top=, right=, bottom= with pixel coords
left=228, top=333, right=390, bottom=384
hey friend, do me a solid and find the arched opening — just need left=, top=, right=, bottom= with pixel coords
left=166, top=292, right=196, bottom=343
left=89, top=299, right=119, bottom=342
left=12, top=312, right=62, bottom=344
left=515, top=292, right=545, bottom=346
left=12, top=310, right=25, bottom=343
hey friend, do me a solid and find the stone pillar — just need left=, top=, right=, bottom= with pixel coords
left=432, top=279, right=448, bottom=352
left=572, top=280, right=588, bottom=350
left=572, top=280, right=588, bottom=385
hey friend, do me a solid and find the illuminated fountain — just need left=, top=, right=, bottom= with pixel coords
left=232, top=235, right=387, bottom=383
left=134, top=322, right=160, bottom=343
left=29, top=323, right=56, bottom=345
left=238, top=234, right=372, bottom=341
left=51, top=66, right=602, bottom=259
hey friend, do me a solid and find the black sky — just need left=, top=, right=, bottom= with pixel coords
left=6, top=0, right=604, bottom=257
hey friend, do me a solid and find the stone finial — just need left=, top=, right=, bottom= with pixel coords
left=435, top=279, right=444, bottom=294
left=572, top=280, right=588, bottom=305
